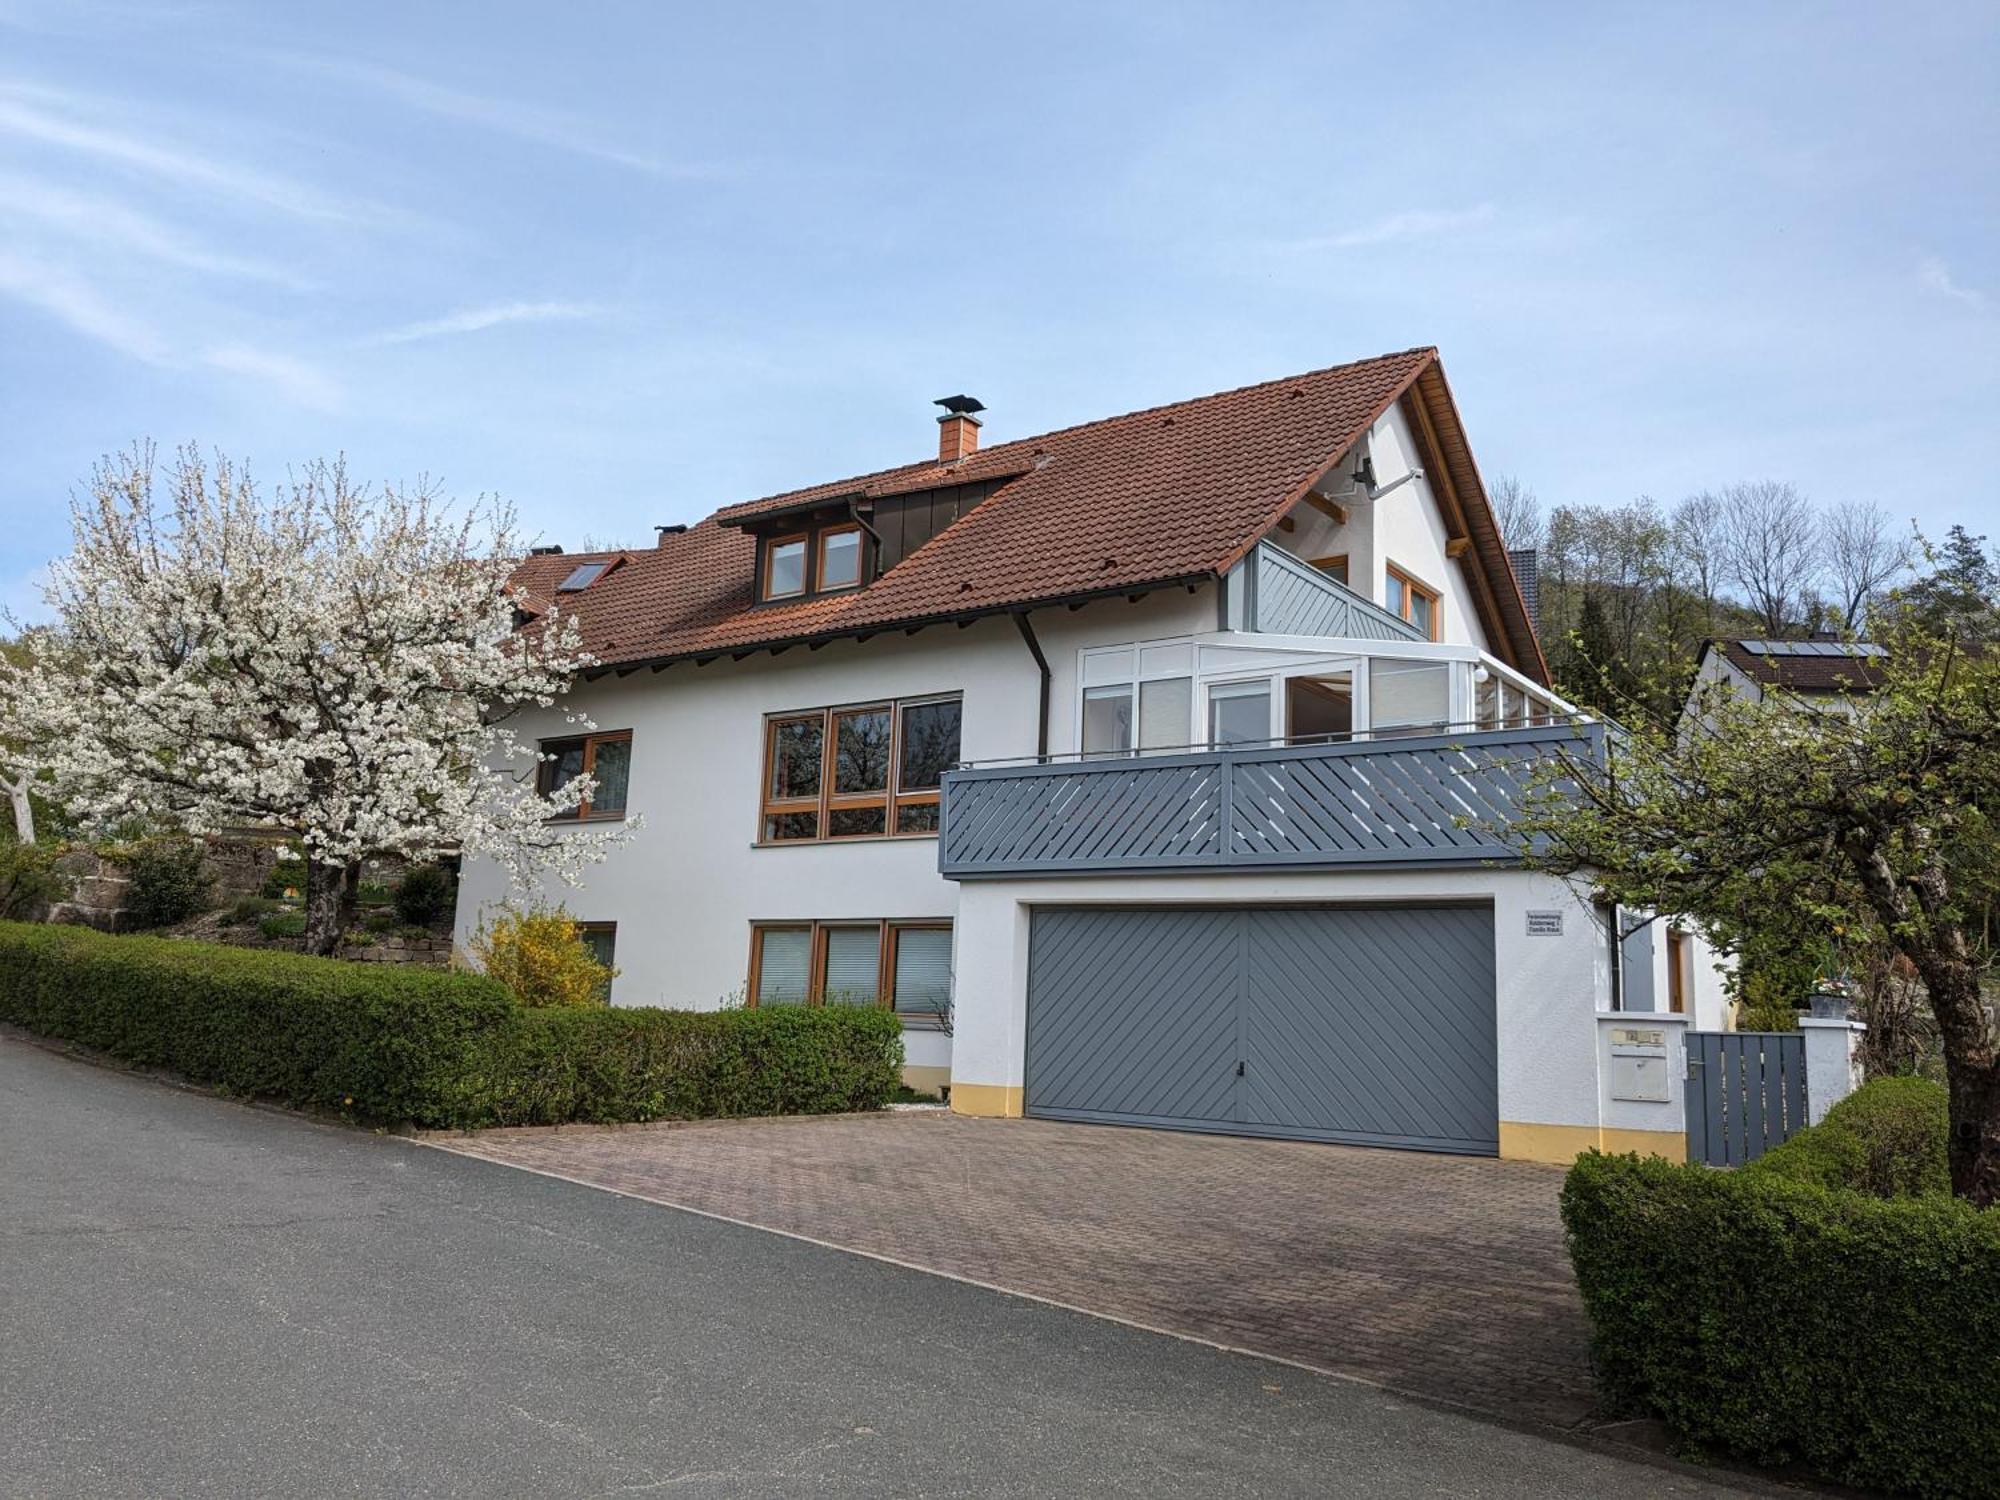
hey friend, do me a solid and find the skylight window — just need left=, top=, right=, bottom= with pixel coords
left=557, top=561, right=610, bottom=593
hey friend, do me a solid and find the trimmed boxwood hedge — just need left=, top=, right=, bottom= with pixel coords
left=1745, top=1076, right=1950, bottom=1200
left=0, top=921, right=902, bottom=1128
left=1562, top=1150, right=2000, bottom=1499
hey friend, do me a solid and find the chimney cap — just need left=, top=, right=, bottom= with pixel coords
left=933, top=394, right=986, bottom=416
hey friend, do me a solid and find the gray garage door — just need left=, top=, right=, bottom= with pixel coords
left=1025, top=905, right=1498, bottom=1155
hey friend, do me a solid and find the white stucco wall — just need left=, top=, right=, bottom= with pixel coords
left=948, top=867, right=1610, bottom=1135
left=454, top=589, right=1224, bottom=1077
left=1268, top=405, right=1493, bottom=655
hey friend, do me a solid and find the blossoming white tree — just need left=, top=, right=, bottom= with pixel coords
left=0, top=444, right=622, bottom=954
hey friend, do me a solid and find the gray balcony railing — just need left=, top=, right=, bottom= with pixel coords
left=937, top=722, right=1601, bottom=879
left=1239, top=541, right=1425, bottom=641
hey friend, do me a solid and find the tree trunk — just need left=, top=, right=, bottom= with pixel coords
left=303, top=857, right=344, bottom=958
left=1947, top=1060, right=2000, bottom=1208
left=1913, top=949, right=2000, bottom=1206
left=339, top=860, right=362, bottom=934
left=5, top=773, right=32, bottom=845
left=1844, top=836, right=2000, bottom=1205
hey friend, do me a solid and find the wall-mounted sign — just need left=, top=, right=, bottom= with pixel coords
left=1525, top=910, right=1564, bottom=936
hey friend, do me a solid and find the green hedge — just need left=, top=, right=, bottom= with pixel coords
left=0, top=921, right=903, bottom=1128
left=1563, top=1151, right=2000, bottom=1498
left=1747, top=1076, right=1949, bottom=1199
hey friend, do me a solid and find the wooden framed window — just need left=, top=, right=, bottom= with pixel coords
left=893, top=696, right=959, bottom=833
left=747, top=924, right=812, bottom=1006
left=758, top=694, right=960, bottom=843
left=1310, top=553, right=1349, bottom=587
left=816, top=525, right=863, bottom=592
left=763, top=533, right=808, bottom=600
left=747, top=919, right=952, bottom=1018
left=539, top=729, right=633, bottom=820
left=1385, top=561, right=1441, bottom=640
left=887, top=922, right=953, bottom=1025
left=761, top=713, right=824, bottom=841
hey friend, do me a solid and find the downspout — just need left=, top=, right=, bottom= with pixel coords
left=1012, top=611, right=1051, bottom=760
left=846, top=499, right=885, bottom=579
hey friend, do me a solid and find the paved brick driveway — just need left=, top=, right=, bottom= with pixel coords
left=428, top=1112, right=1594, bottom=1428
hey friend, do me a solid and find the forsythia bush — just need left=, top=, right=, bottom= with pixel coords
left=1562, top=1151, right=2000, bottom=1499
left=469, top=906, right=614, bottom=1007
left=0, top=922, right=902, bottom=1127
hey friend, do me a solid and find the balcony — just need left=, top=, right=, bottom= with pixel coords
left=937, top=722, right=1601, bottom=879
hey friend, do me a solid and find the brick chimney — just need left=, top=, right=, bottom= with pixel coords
left=933, top=394, right=985, bottom=463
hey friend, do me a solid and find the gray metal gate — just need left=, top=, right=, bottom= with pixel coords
left=1024, top=905, right=1498, bottom=1155
left=1684, top=1031, right=1809, bottom=1167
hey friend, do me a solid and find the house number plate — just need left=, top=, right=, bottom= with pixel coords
left=1525, top=910, right=1564, bottom=936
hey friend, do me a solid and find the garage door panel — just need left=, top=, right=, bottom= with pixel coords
left=1244, top=922, right=1465, bottom=1142
left=1029, top=918, right=1237, bottom=1113
left=1026, top=909, right=1239, bottom=1124
left=1361, top=907, right=1500, bottom=1109
left=1026, top=904, right=1498, bottom=1155
left=1244, top=907, right=1497, bottom=1150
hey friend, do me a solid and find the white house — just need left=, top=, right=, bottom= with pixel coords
left=456, top=348, right=1728, bottom=1163
left=1684, top=636, right=1887, bottom=724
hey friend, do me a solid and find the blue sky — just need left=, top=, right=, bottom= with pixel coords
left=1, top=1, right=1993, bottom=616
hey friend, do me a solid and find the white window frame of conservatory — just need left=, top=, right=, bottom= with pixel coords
left=1074, top=636, right=1200, bottom=754
left=1197, top=656, right=1369, bottom=745
left=1076, top=632, right=1578, bottom=754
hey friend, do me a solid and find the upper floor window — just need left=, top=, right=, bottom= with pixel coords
left=760, top=694, right=961, bottom=843
left=817, top=526, right=863, bottom=591
left=764, top=534, right=808, bottom=599
left=1310, top=553, right=1349, bottom=587
left=757, top=520, right=869, bottom=603
left=1386, top=562, right=1440, bottom=640
left=540, top=729, right=632, bottom=820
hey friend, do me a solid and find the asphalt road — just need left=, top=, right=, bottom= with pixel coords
left=0, top=1033, right=1763, bottom=1499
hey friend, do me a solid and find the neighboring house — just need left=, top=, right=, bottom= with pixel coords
left=1685, top=636, right=1888, bottom=722
left=456, top=347, right=1728, bottom=1163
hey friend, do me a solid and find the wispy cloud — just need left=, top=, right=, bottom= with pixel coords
left=202, top=344, right=341, bottom=411
left=266, top=53, right=708, bottom=177
left=0, top=83, right=357, bottom=221
left=0, top=248, right=336, bottom=408
left=1277, top=204, right=1497, bottom=252
left=363, top=300, right=602, bottom=346
left=1919, top=255, right=1986, bottom=311
left=0, top=172, right=308, bottom=285
left=0, top=249, right=168, bottom=362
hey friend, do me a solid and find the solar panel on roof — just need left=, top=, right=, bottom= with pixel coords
left=1738, top=638, right=1885, bottom=658
left=558, top=561, right=609, bottom=592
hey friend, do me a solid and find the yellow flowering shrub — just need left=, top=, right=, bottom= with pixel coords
left=469, top=906, right=614, bottom=1008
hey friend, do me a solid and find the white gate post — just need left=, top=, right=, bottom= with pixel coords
left=1797, top=1017, right=1866, bottom=1125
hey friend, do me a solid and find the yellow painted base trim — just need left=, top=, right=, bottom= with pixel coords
left=901, top=1064, right=951, bottom=1096
left=1500, top=1121, right=1686, bottom=1165
left=950, top=1083, right=1024, bottom=1119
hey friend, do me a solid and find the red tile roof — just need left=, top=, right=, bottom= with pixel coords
left=1716, top=639, right=1889, bottom=692
left=512, top=348, right=1548, bottom=682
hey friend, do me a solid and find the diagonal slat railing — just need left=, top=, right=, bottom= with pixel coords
left=939, top=723, right=1601, bottom=878
left=1246, top=542, right=1426, bottom=641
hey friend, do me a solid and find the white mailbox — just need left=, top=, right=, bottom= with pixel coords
left=1607, top=1024, right=1671, bottom=1104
